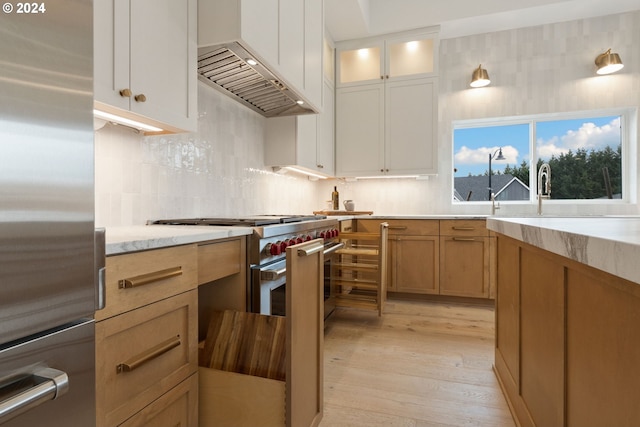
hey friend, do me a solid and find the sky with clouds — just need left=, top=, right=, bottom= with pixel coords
left=454, top=116, right=620, bottom=177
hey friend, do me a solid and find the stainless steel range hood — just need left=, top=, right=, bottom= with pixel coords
left=198, top=42, right=316, bottom=117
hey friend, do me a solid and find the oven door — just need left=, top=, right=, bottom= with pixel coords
left=251, top=259, right=287, bottom=316
left=251, top=241, right=344, bottom=317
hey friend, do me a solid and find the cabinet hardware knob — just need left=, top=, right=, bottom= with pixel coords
left=134, top=94, right=147, bottom=103
left=119, top=88, right=132, bottom=97
left=380, top=76, right=384, bottom=80
left=317, top=164, right=324, bottom=169
left=385, top=75, right=389, bottom=79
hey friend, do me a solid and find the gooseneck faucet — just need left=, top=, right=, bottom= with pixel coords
left=491, top=192, right=500, bottom=215
left=537, top=163, right=551, bottom=215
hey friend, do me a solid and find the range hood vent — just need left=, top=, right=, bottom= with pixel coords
left=197, top=43, right=315, bottom=118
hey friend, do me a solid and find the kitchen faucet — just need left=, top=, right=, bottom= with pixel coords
left=490, top=192, right=500, bottom=215
left=537, top=163, right=551, bottom=215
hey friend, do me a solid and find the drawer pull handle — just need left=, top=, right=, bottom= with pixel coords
left=388, top=226, right=407, bottom=230
left=116, top=335, right=181, bottom=374
left=452, top=226, right=475, bottom=231
left=453, top=237, right=476, bottom=242
left=119, top=266, right=182, bottom=289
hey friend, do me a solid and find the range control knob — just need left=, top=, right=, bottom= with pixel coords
left=331, top=229, right=339, bottom=238
left=279, top=241, right=288, bottom=252
left=288, top=238, right=297, bottom=247
left=319, top=230, right=327, bottom=239
left=267, top=242, right=281, bottom=256
left=305, top=234, right=313, bottom=241
left=295, top=236, right=304, bottom=244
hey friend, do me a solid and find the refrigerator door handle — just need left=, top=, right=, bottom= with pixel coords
left=0, top=367, right=70, bottom=424
left=95, top=228, right=106, bottom=310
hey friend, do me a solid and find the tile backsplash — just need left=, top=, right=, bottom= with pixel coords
left=95, top=82, right=323, bottom=227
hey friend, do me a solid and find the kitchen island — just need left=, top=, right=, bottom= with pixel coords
left=487, top=216, right=640, bottom=427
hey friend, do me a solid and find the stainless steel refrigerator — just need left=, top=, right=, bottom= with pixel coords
left=0, top=1, right=101, bottom=425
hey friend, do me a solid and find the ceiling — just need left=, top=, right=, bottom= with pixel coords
left=325, top=0, right=640, bottom=41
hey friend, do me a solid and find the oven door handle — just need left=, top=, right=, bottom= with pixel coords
left=261, top=267, right=287, bottom=281
left=260, top=242, right=345, bottom=280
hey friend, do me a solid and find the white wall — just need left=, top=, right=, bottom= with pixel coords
left=96, top=11, right=640, bottom=225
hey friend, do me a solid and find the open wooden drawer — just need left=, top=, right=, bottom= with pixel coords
left=198, top=239, right=325, bottom=427
left=333, top=222, right=389, bottom=316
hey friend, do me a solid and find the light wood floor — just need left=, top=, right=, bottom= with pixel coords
left=319, top=298, right=516, bottom=427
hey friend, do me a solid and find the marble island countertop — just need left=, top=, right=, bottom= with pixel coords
left=105, top=225, right=254, bottom=255
left=487, top=216, right=640, bottom=285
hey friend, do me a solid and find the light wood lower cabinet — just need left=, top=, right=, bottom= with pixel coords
left=197, top=236, right=248, bottom=342
left=118, top=374, right=198, bottom=427
left=495, top=234, right=640, bottom=427
left=356, top=219, right=493, bottom=299
left=357, top=219, right=439, bottom=295
left=439, top=220, right=490, bottom=298
left=97, top=244, right=199, bottom=427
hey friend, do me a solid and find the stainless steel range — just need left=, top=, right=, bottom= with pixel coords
left=151, top=215, right=343, bottom=318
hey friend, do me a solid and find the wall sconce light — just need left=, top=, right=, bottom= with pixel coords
left=595, top=48, right=624, bottom=75
left=470, top=64, right=491, bottom=88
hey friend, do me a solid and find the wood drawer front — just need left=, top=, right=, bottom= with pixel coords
left=440, top=219, right=488, bottom=237
left=198, top=238, right=244, bottom=285
left=118, top=373, right=198, bottom=427
left=96, top=290, right=198, bottom=427
left=357, top=219, right=439, bottom=236
left=97, top=244, right=197, bottom=321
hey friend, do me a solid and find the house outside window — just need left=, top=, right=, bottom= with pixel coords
left=452, top=109, right=633, bottom=204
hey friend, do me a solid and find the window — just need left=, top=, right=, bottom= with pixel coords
left=453, top=110, right=631, bottom=203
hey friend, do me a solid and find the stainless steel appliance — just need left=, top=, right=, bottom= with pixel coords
left=152, top=215, right=343, bottom=318
left=0, top=2, right=100, bottom=426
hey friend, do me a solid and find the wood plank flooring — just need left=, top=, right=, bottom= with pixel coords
left=319, top=299, right=515, bottom=427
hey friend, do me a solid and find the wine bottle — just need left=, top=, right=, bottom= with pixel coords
left=331, top=186, right=339, bottom=210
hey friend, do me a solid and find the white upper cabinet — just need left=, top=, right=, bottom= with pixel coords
left=265, top=33, right=335, bottom=177
left=335, top=28, right=439, bottom=177
left=337, top=30, right=438, bottom=87
left=94, top=0, right=197, bottom=133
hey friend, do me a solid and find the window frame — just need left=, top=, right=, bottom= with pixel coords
left=452, top=108, right=636, bottom=205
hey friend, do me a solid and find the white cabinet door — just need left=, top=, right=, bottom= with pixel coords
left=385, top=77, right=437, bottom=175
left=316, top=80, right=335, bottom=175
left=336, top=85, right=385, bottom=177
left=130, top=0, right=196, bottom=131
left=296, top=115, right=318, bottom=171
left=94, top=0, right=197, bottom=133
left=94, top=0, right=130, bottom=111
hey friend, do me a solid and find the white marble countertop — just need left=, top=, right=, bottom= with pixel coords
left=487, top=216, right=640, bottom=284
left=105, top=225, right=253, bottom=256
